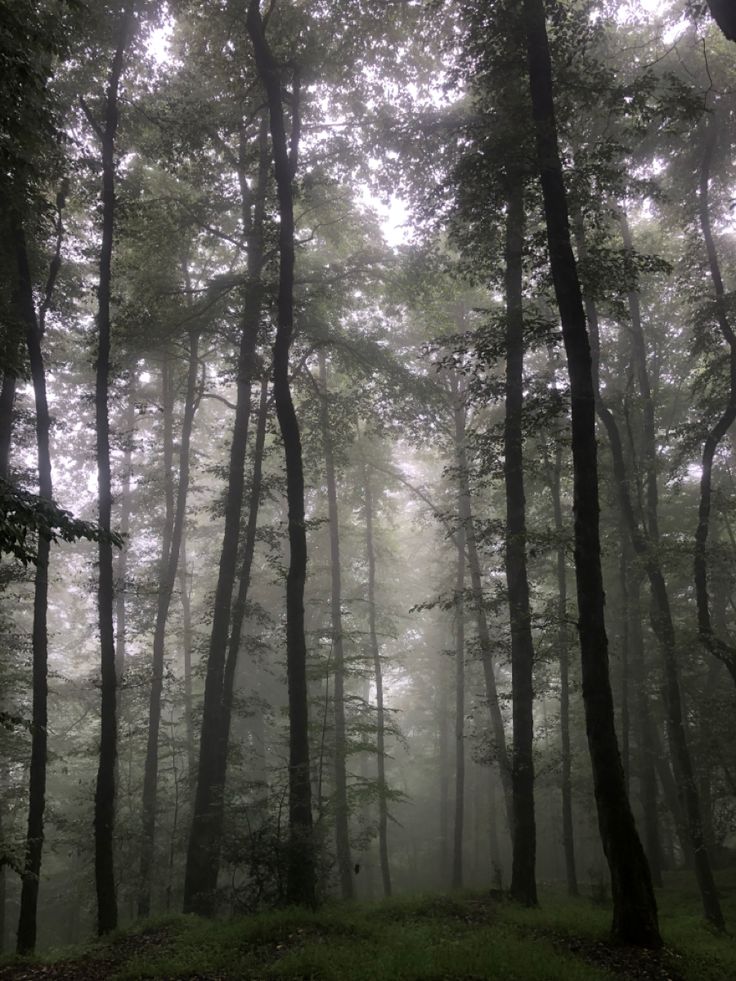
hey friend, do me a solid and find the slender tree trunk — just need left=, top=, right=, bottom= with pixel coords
left=13, top=219, right=53, bottom=955
left=363, top=464, right=391, bottom=897
left=86, top=9, right=135, bottom=935
left=0, top=374, right=16, bottom=480
left=452, top=480, right=465, bottom=891
left=318, top=353, right=353, bottom=898
left=183, top=117, right=268, bottom=915
left=549, top=443, right=578, bottom=896
left=138, top=332, right=199, bottom=917
left=583, top=216, right=725, bottom=930
left=115, top=383, right=135, bottom=681
left=457, top=447, right=514, bottom=838
left=502, top=182, right=537, bottom=907
left=196, top=375, right=269, bottom=895
left=693, top=110, right=736, bottom=686
left=522, top=0, right=660, bottom=946
left=179, top=533, right=195, bottom=780
left=626, top=558, right=663, bottom=888
left=247, top=2, right=314, bottom=906
left=438, top=654, right=450, bottom=883
left=617, top=525, right=631, bottom=792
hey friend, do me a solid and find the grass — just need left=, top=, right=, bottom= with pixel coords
left=1, top=871, right=735, bottom=980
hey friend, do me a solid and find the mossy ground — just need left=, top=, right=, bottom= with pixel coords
left=1, top=871, right=734, bottom=980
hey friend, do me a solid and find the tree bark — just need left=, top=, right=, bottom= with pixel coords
left=362, top=463, right=391, bottom=896
left=0, top=373, right=16, bottom=480
left=179, top=532, right=195, bottom=780
left=183, top=115, right=269, bottom=915
left=85, top=9, right=136, bottom=935
left=548, top=442, right=578, bottom=896
left=502, top=181, right=537, bottom=907
left=138, top=332, right=199, bottom=917
left=114, top=383, right=135, bottom=682
left=706, top=0, right=736, bottom=41
left=452, top=458, right=466, bottom=891
left=522, top=0, right=661, bottom=947
left=457, top=443, right=514, bottom=839
left=318, top=352, right=353, bottom=899
left=247, top=0, right=314, bottom=907
left=693, top=110, right=736, bottom=686
left=13, top=219, right=53, bottom=955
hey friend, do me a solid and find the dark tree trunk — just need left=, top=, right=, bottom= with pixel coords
left=247, top=2, right=314, bottom=906
left=522, top=0, right=660, bottom=947
left=114, top=383, right=135, bottom=682
left=196, top=374, right=269, bottom=897
left=438, top=654, right=450, bottom=882
left=138, top=332, right=199, bottom=917
left=617, top=526, right=631, bottom=792
left=85, top=9, right=135, bottom=935
left=502, top=181, right=537, bottom=907
left=452, top=444, right=466, bottom=891
left=693, top=110, right=736, bottom=686
left=363, top=464, right=391, bottom=897
left=706, top=0, right=736, bottom=40
left=179, top=533, right=195, bottom=780
left=549, top=443, right=578, bottom=896
left=318, top=353, right=353, bottom=899
left=0, top=373, right=16, bottom=480
left=183, top=117, right=268, bottom=916
left=582, top=213, right=725, bottom=930
left=13, top=218, right=54, bottom=955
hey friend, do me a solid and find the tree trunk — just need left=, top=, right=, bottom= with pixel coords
left=502, top=181, right=537, bottom=907
left=179, top=532, right=195, bottom=781
left=457, top=445, right=514, bottom=839
left=183, top=116, right=268, bottom=916
left=0, top=373, right=16, bottom=479
left=693, top=110, right=736, bottom=685
left=522, top=0, right=661, bottom=946
left=114, top=383, right=135, bottom=682
left=706, top=0, right=736, bottom=41
left=549, top=443, right=578, bottom=896
left=318, top=353, right=353, bottom=899
left=194, top=374, right=269, bottom=899
left=363, top=464, right=391, bottom=897
left=247, top=2, right=314, bottom=906
left=626, top=558, right=663, bottom=887
left=13, top=219, right=53, bottom=955
left=138, top=332, right=199, bottom=917
left=87, top=9, right=135, bottom=935
left=452, top=470, right=465, bottom=891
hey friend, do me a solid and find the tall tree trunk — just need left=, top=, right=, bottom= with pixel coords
left=457, top=443, right=514, bottom=838
left=549, top=443, right=578, bottom=896
left=13, top=217, right=54, bottom=954
left=85, top=8, right=135, bottom=935
left=247, top=2, right=314, bottom=907
left=138, top=332, right=199, bottom=917
left=626, top=557, right=663, bottom=888
left=194, top=374, right=269, bottom=898
left=438, top=654, right=450, bottom=882
left=693, top=110, right=736, bottom=687
left=0, top=373, right=16, bottom=480
left=522, top=0, right=660, bottom=946
left=362, top=464, right=391, bottom=896
left=179, top=532, right=195, bottom=780
left=583, top=216, right=725, bottom=930
left=318, top=353, right=353, bottom=899
left=115, top=383, right=135, bottom=682
left=452, top=475, right=466, bottom=891
left=502, top=181, right=537, bottom=907
left=183, top=117, right=268, bottom=916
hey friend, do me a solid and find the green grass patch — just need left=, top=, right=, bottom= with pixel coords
left=3, top=872, right=736, bottom=980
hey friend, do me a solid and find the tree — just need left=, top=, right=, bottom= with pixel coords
left=521, top=0, right=661, bottom=947
left=82, top=5, right=137, bottom=935
left=246, top=0, right=315, bottom=907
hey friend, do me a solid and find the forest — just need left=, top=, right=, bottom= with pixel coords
left=1, top=0, right=736, bottom=978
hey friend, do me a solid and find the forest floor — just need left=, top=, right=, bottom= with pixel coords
left=1, top=871, right=735, bottom=980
